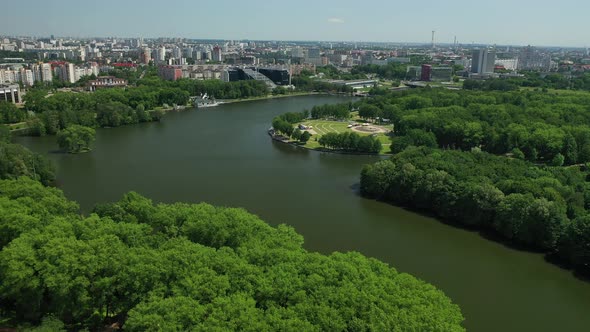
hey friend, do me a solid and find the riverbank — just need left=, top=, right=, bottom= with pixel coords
left=220, top=91, right=328, bottom=104
left=268, top=130, right=390, bottom=157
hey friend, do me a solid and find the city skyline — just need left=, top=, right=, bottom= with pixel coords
left=1, top=0, right=589, bottom=48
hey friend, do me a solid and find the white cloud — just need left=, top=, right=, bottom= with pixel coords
left=327, top=18, right=344, bottom=24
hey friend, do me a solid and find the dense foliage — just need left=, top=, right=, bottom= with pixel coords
left=291, top=76, right=353, bottom=93
left=0, top=177, right=464, bottom=331
left=0, top=142, right=55, bottom=185
left=310, top=103, right=351, bottom=120
left=57, top=125, right=95, bottom=153
left=351, top=62, right=408, bottom=80
left=23, top=89, right=169, bottom=135
left=319, top=132, right=382, bottom=154
left=22, top=70, right=270, bottom=136
left=0, top=101, right=27, bottom=124
left=354, top=88, right=590, bottom=164
left=360, top=147, right=590, bottom=276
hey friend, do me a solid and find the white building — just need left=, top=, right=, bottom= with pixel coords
left=495, top=59, right=519, bottom=71
left=20, top=68, right=35, bottom=86
left=157, top=46, right=166, bottom=63
left=172, top=46, right=182, bottom=60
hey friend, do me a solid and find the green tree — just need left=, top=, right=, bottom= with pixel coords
left=0, top=124, right=10, bottom=143
left=57, top=125, right=96, bottom=153
left=300, top=131, right=311, bottom=143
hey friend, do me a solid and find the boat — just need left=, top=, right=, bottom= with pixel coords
left=194, top=93, right=222, bottom=108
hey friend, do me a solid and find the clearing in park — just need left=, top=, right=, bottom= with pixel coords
left=294, top=112, right=393, bottom=154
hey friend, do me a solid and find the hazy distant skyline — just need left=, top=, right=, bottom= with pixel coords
left=2, top=0, right=589, bottom=47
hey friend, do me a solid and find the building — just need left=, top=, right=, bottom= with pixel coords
left=158, top=65, right=183, bottom=81
left=306, top=48, right=323, bottom=66
left=256, top=67, right=290, bottom=85
left=431, top=67, right=453, bottom=81
left=19, top=68, right=34, bottom=86
left=87, top=76, right=128, bottom=91
left=212, top=46, right=222, bottom=62
left=65, top=63, right=75, bottom=83
left=172, top=46, right=182, bottom=60
left=518, top=46, right=551, bottom=71
left=421, top=64, right=432, bottom=81
left=140, top=47, right=151, bottom=64
left=406, top=66, right=421, bottom=80
left=471, top=49, right=496, bottom=74
left=495, top=59, right=519, bottom=71
left=156, top=46, right=166, bottom=64
left=0, top=84, right=22, bottom=103
left=222, top=68, right=241, bottom=82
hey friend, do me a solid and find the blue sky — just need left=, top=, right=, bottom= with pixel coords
left=2, top=0, right=589, bottom=47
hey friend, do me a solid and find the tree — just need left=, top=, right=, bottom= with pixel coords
left=0, top=124, right=10, bottom=143
left=291, top=128, right=302, bottom=141
left=0, top=101, right=27, bottom=124
left=57, top=125, right=96, bottom=153
left=300, top=131, right=311, bottom=143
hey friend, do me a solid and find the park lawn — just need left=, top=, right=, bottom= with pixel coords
left=293, top=118, right=392, bottom=155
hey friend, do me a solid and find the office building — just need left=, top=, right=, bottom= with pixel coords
left=257, top=67, right=290, bottom=85
left=431, top=67, right=453, bottom=81
left=0, top=84, right=22, bottom=103
left=421, top=64, right=432, bottom=81
left=471, top=49, right=496, bottom=74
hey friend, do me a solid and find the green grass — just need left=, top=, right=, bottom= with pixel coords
left=293, top=118, right=393, bottom=155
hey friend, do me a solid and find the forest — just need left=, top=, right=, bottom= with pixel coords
left=360, top=145, right=590, bottom=276
left=351, top=88, right=590, bottom=165
left=20, top=75, right=272, bottom=136
left=350, top=87, right=590, bottom=276
left=0, top=147, right=465, bottom=331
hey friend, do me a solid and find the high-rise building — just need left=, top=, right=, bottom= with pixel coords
left=172, top=46, right=182, bottom=60
left=19, top=69, right=34, bottom=86
left=212, top=46, right=222, bottom=62
left=471, top=48, right=496, bottom=74
left=518, top=46, right=551, bottom=71
left=306, top=48, right=322, bottom=66
left=32, top=64, right=43, bottom=82
left=141, top=47, right=151, bottom=64
left=41, top=63, right=53, bottom=82
left=156, top=46, right=166, bottom=64
left=421, top=64, right=432, bottom=81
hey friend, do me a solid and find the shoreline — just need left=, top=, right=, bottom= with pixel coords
left=219, top=91, right=343, bottom=104
left=268, top=131, right=390, bottom=157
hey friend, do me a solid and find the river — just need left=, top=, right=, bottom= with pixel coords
left=16, top=95, right=590, bottom=332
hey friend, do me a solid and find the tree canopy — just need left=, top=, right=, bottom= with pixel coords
left=57, top=125, right=95, bottom=153
left=360, top=146, right=590, bottom=276
left=0, top=177, right=465, bottom=331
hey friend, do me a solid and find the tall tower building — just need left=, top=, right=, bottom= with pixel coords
left=212, top=46, right=222, bottom=62
left=141, top=47, right=152, bottom=64
left=157, top=46, right=166, bottom=63
left=172, top=46, right=182, bottom=60
left=471, top=48, right=496, bottom=74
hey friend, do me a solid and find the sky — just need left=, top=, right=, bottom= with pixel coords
left=2, top=0, right=589, bottom=47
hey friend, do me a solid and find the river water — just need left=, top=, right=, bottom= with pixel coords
left=16, top=95, right=590, bottom=331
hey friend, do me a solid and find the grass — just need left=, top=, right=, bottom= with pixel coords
left=293, top=118, right=393, bottom=155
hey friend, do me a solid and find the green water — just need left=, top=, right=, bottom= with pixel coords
left=16, top=95, right=590, bottom=331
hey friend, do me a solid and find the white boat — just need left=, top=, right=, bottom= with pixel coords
left=194, top=93, right=222, bottom=108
